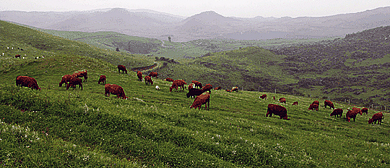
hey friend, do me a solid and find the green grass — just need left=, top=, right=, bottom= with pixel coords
left=1, top=20, right=390, bottom=167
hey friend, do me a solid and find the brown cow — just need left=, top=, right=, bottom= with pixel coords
left=260, top=94, right=267, bottom=100
left=279, top=97, right=286, bottom=103
left=15, top=54, right=21, bottom=58
left=330, top=108, right=343, bottom=118
left=266, top=104, right=290, bottom=120
left=105, top=84, right=127, bottom=99
left=352, top=107, right=363, bottom=115
left=145, top=76, right=153, bottom=85
left=191, top=80, right=202, bottom=88
left=202, top=84, right=213, bottom=93
left=190, top=92, right=210, bottom=110
left=361, top=107, right=368, bottom=114
left=312, top=100, right=319, bottom=105
left=292, top=102, right=298, bottom=105
left=346, top=109, right=360, bottom=122
left=308, top=103, right=319, bottom=111
left=214, top=86, right=221, bottom=90
left=231, top=87, right=239, bottom=92
left=149, top=72, right=158, bottom=78
left=67, top=76, right=83, bottom=90
left=165, top=78, right=174, bottom=82
left=324, top=100, right=334, bottom=109
left=73, top=70, right=88, bottom=82
left=16, top=76, right=41, bottom=91
left=170, top=80, right=187, bottom=92
left=118, top=65, right=127, bottom=74
left=59, top=74, right=73, bottom=87
left=98, top=75, right=106, bottom=84
left=368, top=112, right=384, bottom=125
left=137, top=71, right=142, bottom=81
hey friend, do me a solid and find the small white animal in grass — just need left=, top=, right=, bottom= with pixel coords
left=155, top=86, right=160, bottom=90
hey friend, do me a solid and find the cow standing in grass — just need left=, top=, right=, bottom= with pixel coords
left=118, top=65, right=127, bottom=74
left=368, top=112, right=384, bottom=125
left=16, top=76, right=41, bottom=90
left=330, top=108, right=343, bottom=118
left=105, top=84, right=128, bottom=99
left=190, top=92, right=210, bottom=110
left=137, top=71, right=142, bottom=81
left=266, top=104, right=290, bottom=120
left=98, top=75, right=106, bottom=84
left=324, top=100, right=335, bottom=109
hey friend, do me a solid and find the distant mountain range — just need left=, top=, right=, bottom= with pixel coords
left=1, top=7, right=390, bottom=41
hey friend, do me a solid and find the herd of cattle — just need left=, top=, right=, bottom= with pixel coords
left=14, top=64, right=384, bottom=125
left=260, top=94, right=384, bottom=125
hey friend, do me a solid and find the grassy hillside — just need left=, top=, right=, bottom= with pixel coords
left=38, top=29, right=333, bottom=60
left=1, top=20, right=390, bottom=167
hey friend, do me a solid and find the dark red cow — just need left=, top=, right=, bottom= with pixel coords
left=202, top=84, right=213, bottom=93
left=279, top=97, right=286, bottom=103
left=308, top=103, right=319, bottom=111
left=368, top=112, right=384, bottom=125
left=231, top=87, right=238, bottom=92
left=59, top=74, right=73, bottom=87
left=137, top=71, right=142, bottom=81
left=73, top=70, right=88, bottom=82
left=98, top=75, right=106, bottom=84
left=266, top=104, right=290, bottom=120
left=105, top=84, right=128, bottom=99
left=214, top=86, right=221, bottom=90
left=118, top=65, right=127, bottom=74
left=15, top=54, right=21, bottom=58
left=260, top=94, right=267, bottom=100
left=324, top=100, right=334, bottom=109
left=346, top=109, right=360, bottom=122
left=361, top=107, right=368, bottom=114
left=191, top=80, right=202, bottom=89
left=292, top=102, right=298, bottom=105
left=16, top=76, right=41, bottom=90
left=170, top=80, right=187, bottom=92
left=66, top=76, right=83, bottom=90
left=190, top=92, right=210, bottom=110
left=165, top=78, right=174, bottom=82
left=145, top=76, right=153, bottom=85
left=149, top=72, right=158, bottom=78
left=330, top=108, right=343, bottom=118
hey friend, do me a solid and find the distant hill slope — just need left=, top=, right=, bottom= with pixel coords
left=1, top=7, right=390, bottom=41
left=1, top=18, right=390, bottom=168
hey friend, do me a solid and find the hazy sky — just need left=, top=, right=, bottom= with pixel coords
left=1, top=0, right=389, bottom=18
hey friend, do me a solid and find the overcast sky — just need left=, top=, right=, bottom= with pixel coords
left=1, top=0, right=389, bottom=18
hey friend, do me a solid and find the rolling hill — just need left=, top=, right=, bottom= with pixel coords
left=1, top=20, right=390, bottom=167
left=2, top=7, right=390, bottom=41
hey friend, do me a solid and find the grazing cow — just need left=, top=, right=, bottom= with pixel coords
left=16, top=76, right=41, bottom=91
left=368, top=112, right=384, bottom=125
left=346, top=109, right=360, bottom=122
left=145, top=76, right=153, bottom=85
left=59, top=74, right=73, bottom=87
left=165, top=78, right=174, bottom=82
left=105, top=84, right=128, bottom=99
left=292, top=102, right=298, bottom=105
left=137, top=71, right=142, bottom=81
left=361, top=107, right=368, bottom=114
left=279, top=98, right=286, bottom=103
left=190, top=92, right=210, bottom=110
left=260, top=94, right=267, bottom=100
left=191, top=80, right=202, bottom=89
left=308, top=103, right=319, bottom=111
left=66, top=76, right=83, bottom=90
left=266, top=104, right=290, bottom=120
left=324, top=100, right=334, bottom=109
left=73, top=70, right=88, bottom=82
left=118, top=65, right=127, bottom=74
left=231, top=87, right=239, bottom=92
left=170, top=80, right=187, bottom=92
left=15, top=54, right=20, bottom=58
left=98, top=75, right=106, bottom=84
left=149, top=72, right=158, bottom=78
left=352, top=107, right=363, bottom=115
left=330, top=108, right=343, bottom=118
left=214, top=86, right=221, bottom=90
left=202, top=84, right=213, bottom=93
